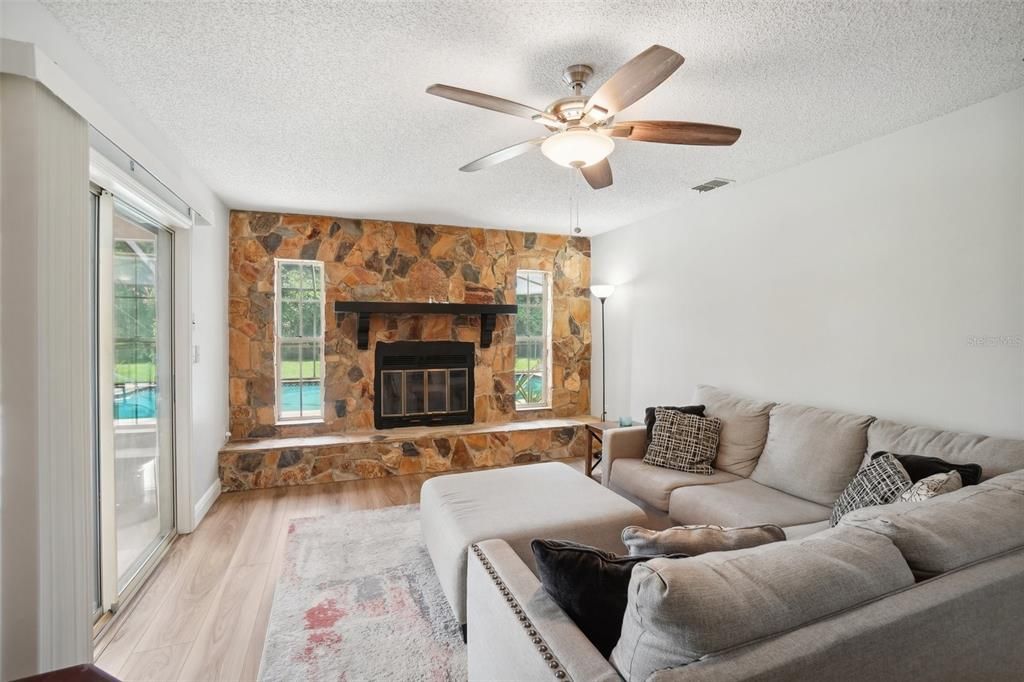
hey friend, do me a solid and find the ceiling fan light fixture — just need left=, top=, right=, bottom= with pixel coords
left=541, top=129, right=615, bottom=168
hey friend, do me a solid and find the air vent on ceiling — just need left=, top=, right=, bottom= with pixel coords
left=691, top=177, right=734, bottom=193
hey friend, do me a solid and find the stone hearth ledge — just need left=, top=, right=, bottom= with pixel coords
left=218, top=417, right=599, bottom=491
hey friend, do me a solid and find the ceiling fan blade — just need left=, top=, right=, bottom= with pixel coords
left=598, top=126, right=633, bottom=139
left=584, top=45, right=684, bottom=119
left=459, top=137, right=546, bottom=172
left=580, top=158, right=613, bottom=190
left=427, top=84, right=558, bottom=126
left=611, top=120, right=742, bottom=146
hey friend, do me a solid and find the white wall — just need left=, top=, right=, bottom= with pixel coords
left=592, top=87, right=1024, bottom=439
left=189, top=203, right=230, bottom=515
left=1, top=1, right=230, bottom=528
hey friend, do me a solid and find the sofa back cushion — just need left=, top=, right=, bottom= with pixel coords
left=693, top=385, right=774, bottom=477
left=609, top=526, right=913, bottom=682
left=749, top=403, right=875, bottom=505
left=839, top=469, right=1024, bottom=579
left=867, top=419, right=1024, bottom=480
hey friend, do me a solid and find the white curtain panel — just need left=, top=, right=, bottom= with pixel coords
left=0, top=73, right=92, bottom=676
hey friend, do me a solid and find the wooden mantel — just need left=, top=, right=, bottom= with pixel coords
left=333, top=301, right=518, bottom=349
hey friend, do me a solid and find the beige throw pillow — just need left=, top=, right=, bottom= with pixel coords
left=642, top=408, right=721, bottom=475
left=622, top=524, right=786, bottom=557
left=898, top=470, right=963, bottom=502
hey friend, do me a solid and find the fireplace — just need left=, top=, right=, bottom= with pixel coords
left=373, top=341, right=475, bottom=429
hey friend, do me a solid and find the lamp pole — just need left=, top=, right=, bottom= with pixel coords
left=599, top=295, right=607, bottom=421
left=589, top=285, right=615, bottom=422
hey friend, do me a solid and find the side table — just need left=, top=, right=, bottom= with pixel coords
left=585, top=421, right=620, bottom=477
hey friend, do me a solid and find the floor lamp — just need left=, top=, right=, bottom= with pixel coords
left=590, top=285, right=615, bottom=421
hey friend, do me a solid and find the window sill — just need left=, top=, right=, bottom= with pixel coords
left=275, top=418, right=325, bottom=426
left=515, top=404, right=550, bottom=412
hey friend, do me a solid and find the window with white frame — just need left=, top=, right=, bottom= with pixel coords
left=276, top=260, right=324, bottom=421
left=514, top=270, right=552, bottom=408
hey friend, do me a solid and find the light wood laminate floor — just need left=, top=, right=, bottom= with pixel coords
left=95, top=459, right=591, bottom=681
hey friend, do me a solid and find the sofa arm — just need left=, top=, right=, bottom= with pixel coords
left=601, top=425, right=648, bottom=487
left=467, top=539, right=621, bottom=682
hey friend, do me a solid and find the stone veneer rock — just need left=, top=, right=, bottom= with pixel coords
left=229, top=211, right=592, bottom=441
left=219, top=420, right=592, bottom=491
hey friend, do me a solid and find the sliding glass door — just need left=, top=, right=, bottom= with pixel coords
left=92, top=189, right=176, bottom=615
left=110, top=199, right=175, bottom=592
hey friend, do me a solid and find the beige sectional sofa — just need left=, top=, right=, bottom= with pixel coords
left=604, top=384, right=1022, bottom=538
left=466, top=386, right=1024, bottom=681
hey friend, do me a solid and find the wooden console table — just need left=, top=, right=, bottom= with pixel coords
left=585, top=421, right=620, bottom=477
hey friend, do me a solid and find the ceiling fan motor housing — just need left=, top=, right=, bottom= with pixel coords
left=545, top=97, right=588, bottom=125
left=562, top=64, right=594, bottom=93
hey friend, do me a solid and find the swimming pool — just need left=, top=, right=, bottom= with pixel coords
left=280, top=383, right=322, bottom=412
left=115, top=383, right=324, bottom=420
left=116, top=379, right=542, bottom=420
left=115, top=386, right=158, bottom=420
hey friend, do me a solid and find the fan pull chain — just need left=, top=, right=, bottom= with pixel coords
left=568, top=171, right=582, bottom=236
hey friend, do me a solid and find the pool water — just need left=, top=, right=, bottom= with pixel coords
left=115, top=384, right=324, bottom=420
left=117, top=380, right=546, bottom=419
left=115, top=386, right=158, bottom=420
left=515, top=373, right=544, bottom=403
left=280, top=383, right=322, bottom=412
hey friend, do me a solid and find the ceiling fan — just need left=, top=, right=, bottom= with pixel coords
left=426, top=45, right=741, bottom=190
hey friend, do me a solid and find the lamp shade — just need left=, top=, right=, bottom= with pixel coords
left=590, top=284, right=615, bottom=300
left=541, top=129, right=615, bottom=168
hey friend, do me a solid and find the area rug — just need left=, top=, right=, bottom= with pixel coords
left=258, top=504, right=467, bottom=681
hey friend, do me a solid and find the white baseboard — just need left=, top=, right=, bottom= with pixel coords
left=191, top=479, right=221, bottom=531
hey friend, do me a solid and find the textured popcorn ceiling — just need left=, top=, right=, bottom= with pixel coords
left=42, top=0, right=1024, bottom=234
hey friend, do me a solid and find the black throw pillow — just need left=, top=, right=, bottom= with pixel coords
left=644, top=404, right=706, bottom=442
left=530, top=539, right=688, bottom=657
left=871, top=451, right=982, bottom=486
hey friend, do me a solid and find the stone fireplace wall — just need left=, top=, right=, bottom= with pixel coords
left=229, top=211, right=591, bottom=439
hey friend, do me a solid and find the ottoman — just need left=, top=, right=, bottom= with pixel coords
left=420, top=462, right=647, bottom=625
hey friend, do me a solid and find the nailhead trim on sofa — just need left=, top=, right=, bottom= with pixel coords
left=470, top=543, right=570, bottom=680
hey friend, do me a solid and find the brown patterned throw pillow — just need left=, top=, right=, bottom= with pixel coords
left=642, top=407, right=721, bottom=474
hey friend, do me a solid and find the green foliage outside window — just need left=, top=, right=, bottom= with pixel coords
left=114, top=239, right=158, bottom=384
left=515, top=271, right=549, bottom=407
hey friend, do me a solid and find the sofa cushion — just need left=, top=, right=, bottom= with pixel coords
left=610, top=459, right=740, bottom=512
left=610, top=526, right=914, bottom=681
left=829, top=453, right=913, bottom=526
left=867, top=419, right=1024, bottom=480
left=621, top=523, right=785, bottom=557
left=750, top=403, right=874, bottom=505
left=840, top=469, right=1024, bottom=579
left=668, top=478, right=832, bottom=528
left=643, top=409, right=721, bottom=475
left=694, top=385, right=775, bottom=477
left=979, top=468, right=1024, bottom=493
left=783, top=519, right=830, bottom=540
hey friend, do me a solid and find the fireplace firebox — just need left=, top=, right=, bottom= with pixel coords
left=373, top=341, right=475, bottom=429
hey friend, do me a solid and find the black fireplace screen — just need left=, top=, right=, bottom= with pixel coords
left=374, top=341, right=475, bottom=429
